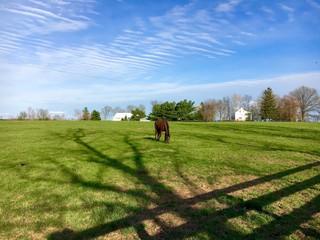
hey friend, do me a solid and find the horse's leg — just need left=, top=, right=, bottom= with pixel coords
left=155, top=129, right=160, bottom=141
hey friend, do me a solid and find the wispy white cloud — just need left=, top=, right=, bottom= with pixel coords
left=215, top=0, right=242, bottom=13
left=307, top=0, right=320, bottom=9
left=278, top=3, right=295, bottom=22
left=1, top=7, right=47, bottom=19
left=278, top=4, right=294, bottom=13
left=240, top=31, right=256, bottom=37
left=28, top=0, right=50, bottom=7
left=0, top=1, right=94, bottom=36
left=261, top=6, right=274, bottom=15
left=0, top=0, right=259, bottom=84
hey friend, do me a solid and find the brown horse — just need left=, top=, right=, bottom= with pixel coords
left=154, top=118, right=170, bottom=143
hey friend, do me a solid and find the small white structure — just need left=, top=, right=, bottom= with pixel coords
left=139, top=117, right=150, bottom=122
left=112, top=113, right=132, bottom=121
left=235, top=108, right=251, bottom=121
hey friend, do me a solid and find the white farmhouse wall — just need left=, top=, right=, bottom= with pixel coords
left=235, top=108, right=251, bottom=121
left=112, top=113, right=133, bottom=121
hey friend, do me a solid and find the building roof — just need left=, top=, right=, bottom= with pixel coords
left=112, top=113, right=133, bottom=121
left=236, top=108, right=250, bottom=113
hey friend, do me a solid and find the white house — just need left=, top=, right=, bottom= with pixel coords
left=235, top=108, right=251, bottom=121
left=112, top=113, right=133, bottom=121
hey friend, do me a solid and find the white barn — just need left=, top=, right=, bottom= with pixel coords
left=235, top=108, right=251, bottom=121
left=112, top=113, right=132, bottom=121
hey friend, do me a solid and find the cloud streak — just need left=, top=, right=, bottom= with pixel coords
left=1, top=0, right=245, bottom=82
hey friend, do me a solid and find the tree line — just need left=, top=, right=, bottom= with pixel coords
left=17, top=108, right=65, bottom=120
left=16, top=85, right=320, bottom=122
left=148, top=85, right=320, bottom=122
left=97, top=85, right=319, bottom=122
left=73, top=105, right=147, bottom=121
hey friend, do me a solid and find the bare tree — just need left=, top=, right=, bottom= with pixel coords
left=151, top=100, right=160, bottom=107
left=82, top=107, right=90, bottom=120
left=222, top=96, right=232, bottom=120
left=112, top=106, right=125, bottom=116
left=101, top=105, right=113, bottom=120
left=290, top=86, right=320, bottom=121
left=201, top=99, right=217, bottom=122
left=52, top=113, right=65, bottom=120
left=250, top=101, right=260, bottom=121
left=27, top=107, right=36, bottom=120
left=138, top=104, right=146, bottom=112
left=241, top=95, right=253, bottom=110
left=216, top=100, right=223, bottom=121
left=36, top=108, right=49, bottom=120
left=126, top=105, right=136, bottom=113
left=231, top=94, right=242, bottom=112
left=74, top=109, right=82, bottom=120
left=276, top=95, right=298, bottom=121
left=17, top=111, right=28, bottom=120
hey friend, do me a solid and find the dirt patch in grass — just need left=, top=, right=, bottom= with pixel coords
left=142, top=212, right=187, bottom=237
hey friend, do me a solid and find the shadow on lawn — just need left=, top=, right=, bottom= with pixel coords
left=48, top=128, right=320, bottom=240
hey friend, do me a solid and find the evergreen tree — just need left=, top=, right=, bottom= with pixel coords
left=260, top=87, right=277, bottom=121
left=149, top=101, right=176, bottom=120
left=90, top=110, right=101, bottom=121
left=131, top=108, right=146, bottom=121
left=175, top=99, right=195, bottom=121
left=148, top=100, right=195, bottom=121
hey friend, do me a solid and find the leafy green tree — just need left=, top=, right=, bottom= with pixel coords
left=82, top=107, right=90, bottom=120
left=149, top=101, right=176, bottom=120
left=131, top=108, right=146, bottom=121
left=175, top=99, right=196, bottom=120
left=194, top=104, right=204, bottom=121
left=90, top=110, right=101, bottom=121
left=260, top=87, right=277, bottom=121
left=149, top=100, right=195, bottom=121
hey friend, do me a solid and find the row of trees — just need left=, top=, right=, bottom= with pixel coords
left=17, top=108, right=65, bottom=120
left=16, top=85, right=319, bottom=122
left=148, top=99, right=196, bottom=121
left=148, top=86, right=320, bottom=122
left=73, top=107, right=101, bottom=121
left=73, top=105, right=147, bottom=121
left=260, top=86, right=320, bottom=122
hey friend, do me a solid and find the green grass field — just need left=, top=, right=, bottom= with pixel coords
left=0, top=121, right=319, bottom=239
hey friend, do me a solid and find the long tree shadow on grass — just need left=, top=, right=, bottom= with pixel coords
left=48, top=128, right=320, bottom=239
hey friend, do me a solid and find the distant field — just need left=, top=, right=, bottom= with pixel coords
left=0, top=121, right=319, bottom=239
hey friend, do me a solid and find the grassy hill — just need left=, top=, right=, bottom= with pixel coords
left=0, top=121, right=319, bottom=239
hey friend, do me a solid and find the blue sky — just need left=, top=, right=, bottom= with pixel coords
left=0, top=0, right=320, bottom=118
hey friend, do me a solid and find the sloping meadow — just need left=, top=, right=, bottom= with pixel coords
left=0, top=121, right=319, bottom=239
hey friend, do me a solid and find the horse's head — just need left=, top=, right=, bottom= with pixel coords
left=165, top=134, right=170, bottom=143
